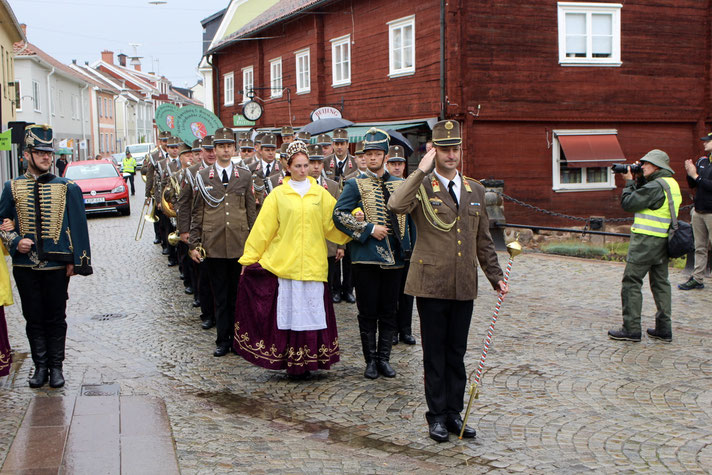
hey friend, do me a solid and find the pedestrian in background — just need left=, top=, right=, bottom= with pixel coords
left=678, top=132, right=712, bottom=290
left=122, top=150, right=137, bottom=196
left=56, top=155, right=67, bottom=177
left=608, top=150, right=680, bottom=343
left=234, top=141, right=349, bottom=379
left=0, top=240, right=13, bottom=378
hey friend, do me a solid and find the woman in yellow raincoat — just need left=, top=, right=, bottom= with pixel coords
left=0, top=241, right=13, bottom=377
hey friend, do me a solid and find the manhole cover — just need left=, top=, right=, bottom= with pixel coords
left=80, top=383, right=120, bottom=396
left=91, top=313, right=127, bottom=322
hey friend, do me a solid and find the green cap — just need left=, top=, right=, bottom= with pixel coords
left=639, top=149, right=674, bottom=173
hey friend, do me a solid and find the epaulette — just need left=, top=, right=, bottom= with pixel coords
left=463, top=175, right=482, bottom=186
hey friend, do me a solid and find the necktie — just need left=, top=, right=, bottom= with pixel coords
left=336, top=160, right=345, bottom=177
left=265, top=163, right=271, bottom=176
left=222, top=169, right=229, bottom=186
left=448, top=180, right=459, bottom=209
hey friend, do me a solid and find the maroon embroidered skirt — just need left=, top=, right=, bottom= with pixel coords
left=233, top=264, right=339, bottom=375
left=0, top=307, right=12, bottom=377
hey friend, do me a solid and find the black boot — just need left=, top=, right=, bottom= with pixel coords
left=29, top=366, right=49, bottom=388
left=392, top=333, right=399, bottom=345
left=376, top=330, right=396, bottom=378
left=400, top=329, right=416, bottom=345
left=360, top=331, right=379, bottom=379
left=28, top=334, right=49, bottom=388
left=49, top=367, right=65, bottom=388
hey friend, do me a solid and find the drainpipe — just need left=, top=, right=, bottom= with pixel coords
left=439, top=0, right=446, bottom=120
left=80, top=83, right=88, bottom=159
left=46, top=66, right=55, bottom=126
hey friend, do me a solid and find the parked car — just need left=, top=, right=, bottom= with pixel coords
left=63, top=159, right=130, bottom=216
left=125, top=143, right=155, bottom=169
left=111, top=152, right=125, bottom=168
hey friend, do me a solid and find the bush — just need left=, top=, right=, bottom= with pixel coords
left=540, top=241, right=610, bottom=258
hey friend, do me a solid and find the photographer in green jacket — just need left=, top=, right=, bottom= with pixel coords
left=609, top=150, right=680, bottom=343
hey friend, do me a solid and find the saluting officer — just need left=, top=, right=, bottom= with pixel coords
left=388, top=120, right=507, bottom=443
left=145, top=130, right=171, bottom=244
left=0, top=125, right=93, bottom=388
left=333, top=128, right=413, bottom=380
left=324, top=128, right=357, bottom=182
left=178, top=136, right=217, bottom=329
left=190, top=127, right=256, bottom=356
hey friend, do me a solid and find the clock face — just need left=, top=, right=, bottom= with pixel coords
left=242, top=100, right=263, bottom=121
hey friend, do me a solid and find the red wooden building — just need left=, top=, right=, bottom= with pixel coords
left=206, top=0, right=712, bottom=225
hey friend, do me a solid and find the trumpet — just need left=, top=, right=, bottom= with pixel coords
left=161, top=174, right=181, bottom=218
left=167, top=231, right=180, bottom=246
left=134, top=198, right=158, bottom=241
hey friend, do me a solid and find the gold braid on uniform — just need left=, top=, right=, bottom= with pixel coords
left=11, top=179, right=37, bottom=237
left=355, top=177, right=407, bottom=238
left=39, top=183, right=67, bottom=244
left=416, top=184, right=457, bottom=232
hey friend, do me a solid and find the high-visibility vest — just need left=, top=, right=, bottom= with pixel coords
left=631, top=177, right=681, bottom=238
left=122, top=157, right=136, bottom=173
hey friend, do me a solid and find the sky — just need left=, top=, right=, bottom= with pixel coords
left=8, top=0, right=230, bottom=87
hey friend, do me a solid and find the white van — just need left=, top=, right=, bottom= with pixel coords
left=125, top=143, right=155, bottom=169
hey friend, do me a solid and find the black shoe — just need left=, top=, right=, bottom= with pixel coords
left=213, top=345, right=230, bottom=357
left=192, top=299, right=201, bottom=308
left=608, top=327, right=641, bottom=342
left=428, top=421, right=449, bottom=442
left=376, top=330, right=396, bottom=377
left=400, top=333, right=416, bottom=345
left=184, top=286, right=194, bottom=295
left=28, top=366, right=49, bottom=388
left=646, top=328, right=672, bottom=342
left=332, top=292, right=342, bottom=304
left=202, top=319, right=216, bottom=330
left=49, top=367, right=65, bottom=388
left=153, top=238, right=161, bottom=244
left=179, top=273, right=185, bottom=280
left=445, top=416, right=476, bottom=438
left=392, top=333, right=399, bottom=345
left=678, top=277, right=704, bottom=290
left=342, top=292, right=356, bottom=304
left=162, top=248, right=169, bottom=255
left=167, top=259, right=178, bottom=267
left=364, top=360, right=379, bottom=379
left=377, top=360, right=396, bottom=378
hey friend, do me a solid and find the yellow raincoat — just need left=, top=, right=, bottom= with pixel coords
left=239, top=176, right=350, bottom=282
left=0, top=243, right=13, bottom=306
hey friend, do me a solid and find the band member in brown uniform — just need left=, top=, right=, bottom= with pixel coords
left=155, top=136, right=182, bottom=266
left=145, top=130, right=171, bottom=244
left=388, top=120, right=507, bottom=443
left=324, top=128, right=357, bottom=183
left=171, top=144, right=194, bottom=293
left=190, top=127, right=256, bottom=356
left=280, top=126, right=295, bottom=144
left=253, top=133, right=280, bottom=201
left=179, top=136, right=217, bottom=329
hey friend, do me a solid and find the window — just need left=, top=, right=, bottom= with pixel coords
left=50, top=87, right=55, bottom=116
left=72, top=95, right=79, bottom=119
left=388, top=16, right=415, bottom=77
left=110, top=133, right=113, bottom=153
left=270, top=58, right=282, bottom=98
left=558, top=2, right=622, bottom=66
left=331, top=35, right=351, bottom=87
left=1, top=46, right=5, bottom=99
left=552, top=130, right=623, bottom=191
left=99, top=133, right=103, bottom=153
left=32, top=80, right=40, bottom=112
left=295, top=48, right=310, bottom=94
left=242, top=66, right=253, bottom=103
left=58, top=90, right=64, bottom=117
left=15, top=80, right=21, bottom=111
left=223, top=72, right=234, bottom=106
left=108, top=99, right=112, bottom=118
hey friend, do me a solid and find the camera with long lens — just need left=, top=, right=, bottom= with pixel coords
left=611, top=163, right=642, bottom=174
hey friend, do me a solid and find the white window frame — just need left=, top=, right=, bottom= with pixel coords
left=557, top=2, right=622, bottom=67
left=32, top=80, right=40, bottom=112
left=552, top=129, right=617, bottom=192
left=330, top=35, right=351, bottom=87
left=242, top=66, right=253, bottom=104
left=295, top=48, right=310, bottom=94
left=58, top=90, right=64, bottom=117
left=388, top=15, right=416, bottom=77
left=270, top=57, right=282, bottom=98
left=71, top=94, right=78, bottom=119
left=223, top=72, right=234, bottom=106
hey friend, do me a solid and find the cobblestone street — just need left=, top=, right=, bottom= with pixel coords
left=2, top=182, right=712, bottom=473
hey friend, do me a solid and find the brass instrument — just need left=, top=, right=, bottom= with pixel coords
left=139, top=166, right=147, bottom=183
left=194, top=244, right=206, bottom=262
left=134, top=198, right=158, bottom=241
left=161, top=173, right=182, bottom=218
left=167, top=231, right=180, bottom=246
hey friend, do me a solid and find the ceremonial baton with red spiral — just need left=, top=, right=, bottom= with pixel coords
left=460, top=240, right=522, bottom=439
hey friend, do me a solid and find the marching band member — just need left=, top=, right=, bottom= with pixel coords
left=145, top=130, right=171, bottom=245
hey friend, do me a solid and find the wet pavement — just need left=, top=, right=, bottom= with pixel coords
left=2, top=180, right=712, bottom=473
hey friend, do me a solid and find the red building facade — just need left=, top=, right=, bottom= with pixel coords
left=208, top=0, right=712, bottom=224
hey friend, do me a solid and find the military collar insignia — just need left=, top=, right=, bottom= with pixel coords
left=463, top=179, right=472, bottom=193
left=431, top=176, right=441, bottom=193
left=208, top=167, right=214, bottom=179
